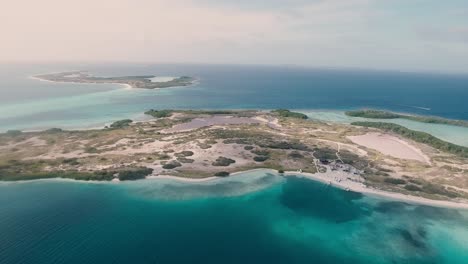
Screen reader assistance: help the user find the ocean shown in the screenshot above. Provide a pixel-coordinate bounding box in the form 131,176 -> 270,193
1,171 -> 467,264
1,64 -> 468,263
1,63 -> 468,132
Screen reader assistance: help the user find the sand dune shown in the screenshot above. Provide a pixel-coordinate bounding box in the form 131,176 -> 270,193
347,133 -> 430,164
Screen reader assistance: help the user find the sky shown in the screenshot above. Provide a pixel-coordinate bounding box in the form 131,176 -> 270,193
1,0 -> 468,73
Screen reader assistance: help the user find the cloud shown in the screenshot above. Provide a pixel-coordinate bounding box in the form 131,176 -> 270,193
0,0 -> 467,73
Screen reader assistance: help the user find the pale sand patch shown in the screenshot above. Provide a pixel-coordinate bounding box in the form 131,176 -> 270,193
347,133 -> 430,164
162,116 -> 261,133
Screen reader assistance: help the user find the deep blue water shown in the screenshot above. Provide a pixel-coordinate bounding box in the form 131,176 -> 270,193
1,172 -> 467,264
1,63 -> 468,131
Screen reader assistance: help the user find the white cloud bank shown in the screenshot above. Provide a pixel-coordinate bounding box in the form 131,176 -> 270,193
1,0 -> 467,73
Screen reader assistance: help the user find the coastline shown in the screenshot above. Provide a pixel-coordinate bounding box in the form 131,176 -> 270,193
3,168 -> 468,210
30,73 -> 199,90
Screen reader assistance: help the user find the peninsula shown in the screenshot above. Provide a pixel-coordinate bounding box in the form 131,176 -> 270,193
346,109 -> 468,128
34,71 -> 195,89
1,110 -> 468,207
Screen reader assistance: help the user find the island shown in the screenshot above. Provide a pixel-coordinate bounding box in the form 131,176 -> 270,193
33,71 -> 195,89
346,109 -> 468,128
1,109 -> 468,207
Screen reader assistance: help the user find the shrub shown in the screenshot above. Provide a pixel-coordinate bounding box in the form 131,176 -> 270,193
118,167 -> 153,181
214,171 -> 230,177
144,109 -> 173,118
253,156 -> 269,162
288,151 -> 304,159
175,151 -> 194,157
212,156 -> 236,166
272,109 -> 308,119
162,161 -> 182,169
177,157 -> 195,163
251,149 -> 270,156
5,130 -> 22,136
244,145 -> 254,150
110,119 -> 133,129
384,178 -> 406,185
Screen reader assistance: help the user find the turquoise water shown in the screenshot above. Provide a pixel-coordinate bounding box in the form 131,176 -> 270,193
1,64 -> 468,133
2,64 -> 468,263
303,110 -> 468,147
1,171 -> 467,264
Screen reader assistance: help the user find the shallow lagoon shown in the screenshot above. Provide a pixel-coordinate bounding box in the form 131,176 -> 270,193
1,171 -> 467,264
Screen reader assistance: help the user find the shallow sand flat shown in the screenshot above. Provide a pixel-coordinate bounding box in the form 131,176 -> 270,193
347,132 -> 430,163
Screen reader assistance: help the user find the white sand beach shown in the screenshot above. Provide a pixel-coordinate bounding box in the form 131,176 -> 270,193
347,133 -> 431,164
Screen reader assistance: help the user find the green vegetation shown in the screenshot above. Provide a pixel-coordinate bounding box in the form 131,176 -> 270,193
162,161 -> 182,169
384,178 -> 407,185
346,110 -> 401,119
0,158 -> 152,181
110,119 -> 133,129
144,109 -> 173,118
313,148 -> 337,160
212,156 -> 236,166
45,128 -> 63,133
346,109 -> 468,127
36,72 -> 195,89
288,151 -> 304,159
5,130 -> 22,136
251,149 -> 270,156
177,157 -> 195,163
175,151 -> 194,157
352,121 -> 468,158
253,156 -> 269,162
272,109 -> 308,119
214,171 -> 230,177
118,167 -> 153,181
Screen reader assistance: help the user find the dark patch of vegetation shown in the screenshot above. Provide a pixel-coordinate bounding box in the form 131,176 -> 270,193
288,151 -> 304,159
405,184 -> 423,192
253,156 -> 269,162
212,156 -> 236,166
244,145 -> 254,150
251,149 -> 270,156
214,171 -> 230,177
162,161 -> 182,169
351,121 -> 468,158
109,119 -> 133,129
346,109 -> 468,128
346,110 -> 401,119
84,147 -> 98,153
177,157 -> 195,163
45,128 -> 63,133
259,140 -> 309,151
144,109 -> 173,118
272,109 -> 308,119
62,158 -> 80,166
175,151 -> 194,157
278,169 -> 285,174
384,178 -> 407,185
313,148 -> 337,160
0,158 -> 152,181
118,167 -> 153,181
5,130 -> 22,136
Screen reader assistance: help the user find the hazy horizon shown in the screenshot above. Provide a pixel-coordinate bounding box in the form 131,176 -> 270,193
1,0 -> 468,74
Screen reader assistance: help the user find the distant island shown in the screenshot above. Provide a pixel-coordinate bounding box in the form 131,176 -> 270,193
34,71 -> 195,89
346,109 -> 468,128
1,109 -> 468,208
